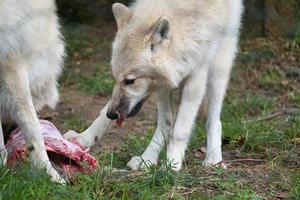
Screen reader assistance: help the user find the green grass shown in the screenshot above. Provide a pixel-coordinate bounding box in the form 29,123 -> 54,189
0,139 -> 298,200
3,122 -> 296,200
61,62 -> 114,95
0,150 -> 266,200
1,108 -> 298,199
290,91 -> 300,105
60,113 -> 89,133
60,23 -> 115,95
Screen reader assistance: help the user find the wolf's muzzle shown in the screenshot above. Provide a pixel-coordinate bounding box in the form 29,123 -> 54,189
106,97 -> 148,120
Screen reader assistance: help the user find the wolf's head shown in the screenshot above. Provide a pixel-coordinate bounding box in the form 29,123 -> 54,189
107,3 -> 173,121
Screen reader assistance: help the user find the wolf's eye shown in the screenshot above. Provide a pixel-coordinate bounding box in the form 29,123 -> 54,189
125,79 -> 135,85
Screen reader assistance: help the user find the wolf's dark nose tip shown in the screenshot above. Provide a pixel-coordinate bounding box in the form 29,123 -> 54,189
107,112 -> 118,120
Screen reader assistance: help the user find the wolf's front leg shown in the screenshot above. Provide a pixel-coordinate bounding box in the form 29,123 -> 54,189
203,73 -> 229,167
64,103 -> 111,149
0,117 -> 7,166
203,73 -> 225,166
127,89 -> 174,170
167,70 -> 207,171
203,40 -> 235,167
3,66 -> 64,183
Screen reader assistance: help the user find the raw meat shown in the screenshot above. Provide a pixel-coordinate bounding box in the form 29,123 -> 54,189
5,120 -> 97,179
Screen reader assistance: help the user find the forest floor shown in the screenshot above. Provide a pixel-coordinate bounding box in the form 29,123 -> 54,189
0,21 -> 299,200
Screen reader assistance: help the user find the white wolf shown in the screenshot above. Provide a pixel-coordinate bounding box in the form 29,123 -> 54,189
0,0 -> 65,182
65,0 -> 243,171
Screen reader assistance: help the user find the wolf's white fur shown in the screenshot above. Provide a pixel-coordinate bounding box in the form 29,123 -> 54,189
0,0 -> 64,182
65,0 -> 243,171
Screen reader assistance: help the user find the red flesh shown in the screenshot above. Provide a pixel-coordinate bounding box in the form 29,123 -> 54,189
5,120 -> 98,178
116,118 -> 124,127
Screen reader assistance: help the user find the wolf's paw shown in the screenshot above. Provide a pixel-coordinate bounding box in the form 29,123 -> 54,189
48,166 -> 66,184
127,156 -> 157,170
32,152 -> 66,184
166,144 -> 183,171
63,130 -> 91,149
166,155 -> 182,172
0,148 -> 8,166
202,156 -> 227,169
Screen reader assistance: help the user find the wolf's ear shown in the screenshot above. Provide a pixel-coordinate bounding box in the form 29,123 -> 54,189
151,16 -> 171,46
112,3 -> 133,30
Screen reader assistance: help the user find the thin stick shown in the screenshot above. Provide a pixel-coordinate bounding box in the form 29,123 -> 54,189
243,108 -> 300,124
225,158 -> 264,163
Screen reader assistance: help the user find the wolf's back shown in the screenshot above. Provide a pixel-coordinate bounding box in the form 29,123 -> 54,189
0,0 -> 61,62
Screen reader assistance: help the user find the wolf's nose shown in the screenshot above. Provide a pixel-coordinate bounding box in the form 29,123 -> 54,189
107,111 -> 118,120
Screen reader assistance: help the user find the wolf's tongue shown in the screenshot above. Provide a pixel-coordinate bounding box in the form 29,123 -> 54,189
116,118 -> 124,127
116,111 -> 125,127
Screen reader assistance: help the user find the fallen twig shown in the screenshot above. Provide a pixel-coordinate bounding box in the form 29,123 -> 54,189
243,108 -> 300,124
225,158 -> 264,163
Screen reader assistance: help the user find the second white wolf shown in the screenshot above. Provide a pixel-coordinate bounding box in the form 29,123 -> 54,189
0,0 -> 65,182
65,0 -> 243,171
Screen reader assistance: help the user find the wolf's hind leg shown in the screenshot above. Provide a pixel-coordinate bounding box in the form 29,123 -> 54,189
2,65 -> 64,183
127,89 -> 174,170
